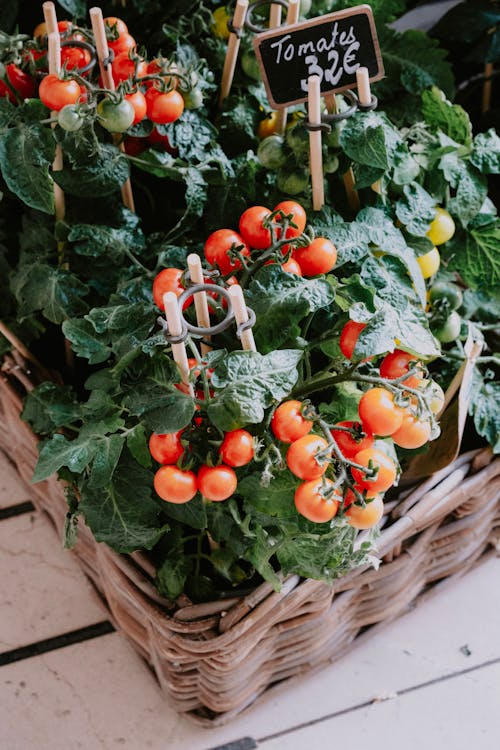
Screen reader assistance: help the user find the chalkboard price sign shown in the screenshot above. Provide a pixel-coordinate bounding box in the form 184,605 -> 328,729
253,4 -> 384,109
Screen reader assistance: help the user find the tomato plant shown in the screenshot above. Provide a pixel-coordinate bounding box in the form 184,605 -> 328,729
149,431 -> 184,464
426,207 -> 455,246
146,88 -> 184,124
330,421 -> 374,458
379,350 -> 423,389
346,496 -> 384,529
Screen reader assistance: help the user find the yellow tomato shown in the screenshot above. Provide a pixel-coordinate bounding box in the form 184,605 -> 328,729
257,111 -> 278,139
427,207 -> 455,245
212,7 -> 231,39
347,496 -> 384,530
33,22 -> 47,38
417,247 -> 440,279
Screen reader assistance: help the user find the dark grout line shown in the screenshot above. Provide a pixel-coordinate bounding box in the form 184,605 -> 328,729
0,621 -> 115,666
0,501 -> 35,520
257,655 -> 500,744
204,739 -> 258,750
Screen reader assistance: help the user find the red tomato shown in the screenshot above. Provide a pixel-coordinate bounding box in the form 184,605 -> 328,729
351,448 -> 397,495
339,320 -> 366,360
379,349 -> 423,390
220,429 -> 254,467
198,464 -> 237,501
39,75 -> 80,111
204,229 -> 250,275
147,58 -> 178,89
330,420 -> 374,459
273,200 -> 307,238
125,90 -> 147,124
358,388 -> 405,437
271,400 -> 312,443
104,16 -> 128,35
286,434 -> 329,480
294,478 -> 340,523
294,237 -> 337,276
0,64 -> 36,102
281,257 -> 302,275
154,466 -> 197,503
391,414 -> 431,449
123,135 -> 148,156
147,127 -> 177,153
149,432 -> 184,464
60,46 -> 92,71
146,88 -> 184,124
108,32 -> 136,57
111,53 -> 147,84
239,206 -> 272,249
152,268 -> 192,310
346,496 -> 384,529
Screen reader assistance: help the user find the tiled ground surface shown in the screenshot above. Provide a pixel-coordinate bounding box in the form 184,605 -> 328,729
1,448 -> 500,750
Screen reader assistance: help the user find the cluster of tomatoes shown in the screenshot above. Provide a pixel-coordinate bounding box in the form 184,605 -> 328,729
151,427 -> 255,504
2,16 -> 191,147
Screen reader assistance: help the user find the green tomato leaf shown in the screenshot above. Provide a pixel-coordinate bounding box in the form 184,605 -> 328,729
439,150 -> 488,227
124,379 -> 195,433
21,382 -> 82,435
208,349 -> 302,431
33,433 -> 99,482
156,552 -> 190,600
62,318 -> 112,364
470,129 -> 500,174
11,262 -> 89,324
160,495 -> 208,531
79,460 -> 168,553
238,471 -> 300,519
0,124 -> 55,213
88,434 -> 125,489
396,182 -> 436,236
245,266 -> 335,353
276,524 -> 361,582
53,143 -> 130,197
68,221 -> 146,260
421,87 -> 472,146
469,369 -> 500,453
448,221 -> 500,292
126,423 -> 152,469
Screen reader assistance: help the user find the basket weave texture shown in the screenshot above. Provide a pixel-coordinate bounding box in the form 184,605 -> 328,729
1,351 -> 500,726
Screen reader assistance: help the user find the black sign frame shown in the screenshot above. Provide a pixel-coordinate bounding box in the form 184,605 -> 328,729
253,5 -> 384,109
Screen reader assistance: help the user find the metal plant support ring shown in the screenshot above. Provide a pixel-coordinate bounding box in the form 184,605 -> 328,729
60,39 -> 98,76
177,284 -> 236,337
244,0 -> 289,33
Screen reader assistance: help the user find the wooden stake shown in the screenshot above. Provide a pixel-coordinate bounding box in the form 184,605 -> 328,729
482,62 -> 494,115
89,6 -> 135,213
43,1 -> 58,35
308,75 -> 324,211
356,66 -> 371,106
274,0 -> 300,134
228,285 -> 256,352
163,292 -> 195,396
219,0 -> 249,106
324,93 -> 360,212
187,254 -> 211,355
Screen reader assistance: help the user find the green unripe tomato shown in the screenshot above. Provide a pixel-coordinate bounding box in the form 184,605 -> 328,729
241,48 -> 261,80
285,124 -> 310,158
182,87 -> 204,110
97,98 -> 135,133
276,168 -> 309,195
431,311 -> 462,343
57,104 -> 85,131
299,0 -> 312,15
325,120 -> 345,148
429,281 -> 463,311
324,153 -> 339,174
257,134 -> 287,169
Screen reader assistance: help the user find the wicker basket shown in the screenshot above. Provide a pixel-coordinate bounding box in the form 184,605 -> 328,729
1,350 -> 499,726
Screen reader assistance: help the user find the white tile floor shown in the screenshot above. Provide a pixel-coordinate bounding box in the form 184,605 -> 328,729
1,449 -> 500,750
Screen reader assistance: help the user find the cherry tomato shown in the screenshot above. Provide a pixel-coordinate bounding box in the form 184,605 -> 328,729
426,207 -> 455,246
379,349 -> 423,389
198,464 -> 237,501
34,20 -> 72,38
108,32 -> 136,57
271,400 -> 312,443
0,64 -> 36,102
294,478 -> 340,523
97,98 -> 135,132
146,88 -> 184,124
152,268 -> 192,310
346,496 -> 384,529
154,466 -> 197,503
39,75 -> 81,111
420,379 -> 445,415
330,420 -> 374,459
149,431 -> 184,464
257,135 -> 287,169
104,16 -> 128,35
417,247 -> 440,279
257,111 -> 278,139
111,53 -> 147,84
146,59 -> 178,89
147,127 -> 177,153
239,206 -> 272,249
242,48 -> 261,81
212,6 -> 231,39
57,104 -> 85,131
125,90 -> 147,124
391,414 -> 431,449
351,448 -> 397,495
60,46 -> 92,71
358,388 -> 404,437
281,257 -> 302,275
294,237 -> 337,276
429,281 -> 463,311
220,429 -> 254,467
339,320 -> 366,360
431,311 -> 462,343
273,200 -> 307,239
286,434 -> 329,480
204,229 -> 250,275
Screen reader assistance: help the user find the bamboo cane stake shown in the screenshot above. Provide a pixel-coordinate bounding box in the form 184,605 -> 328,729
219,0 -> 249,106
308,75 -> 324,211
187,254 -> 211,355
324,92 -> 360,212
163,292 -> 195,396
89,6 -> 135,212
274,0 -> 300,135
228,285 -> 256,352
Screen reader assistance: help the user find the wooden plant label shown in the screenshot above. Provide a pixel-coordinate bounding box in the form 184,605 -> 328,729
253,4 -> 384,109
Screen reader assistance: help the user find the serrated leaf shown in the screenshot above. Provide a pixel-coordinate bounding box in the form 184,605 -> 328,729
469,369 -> 500,453
246,266 -> 335,352
156,554 -> 189,600
0,125 -> 55,213
88,434 -> 125,489
208,349 -> 302,431
161,495 -> 207,530
11,263 -> 88,324
470,129 -> 500,174
439,150 -> 488,227
62,318 -> 111,364
448,221 -> 500,292
396,182 -> 436,236
79,460 -> 168,553
68,221 -> 146,260
33,433 -> 99,482
126,423 -> 151,468
421,87 -> 472,146
124,380 -> 195,433
21,382 -> 82,435
276,524 -> 361,581
53,143 -> 130,197
238,471 -> 299,519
